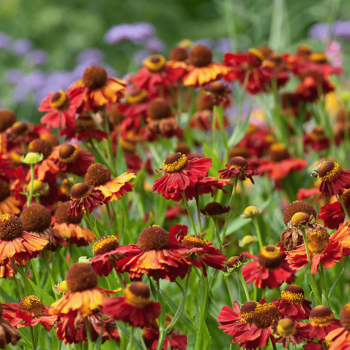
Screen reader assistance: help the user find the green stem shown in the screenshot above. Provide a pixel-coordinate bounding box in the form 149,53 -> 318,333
117,272 -> 125,291
85,318 -> 94,350
319,265 -> 330,306
41,253 -> 58,300
301,228 -> 322,304
13,276 -> 23,298
104,111 -> 116,174
127,327 -> 134,350
338,195 -> 350,219
182,193 -> 197,235
106,202 -> 115,233
85,210 -> 99,238
252,218 -> 263,249
237,269 -> 250,301
27,164 -> 35,206
224,275 -> 234,304
213,218 -> 223,251
195,190 -> 202,233
29,327 -> 36,350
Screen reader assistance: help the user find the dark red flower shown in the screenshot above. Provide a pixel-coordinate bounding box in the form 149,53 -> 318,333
295,76 -> 334,103
102,282 -> 161,328
39,85 -> 85,129
242,245 -> 296,289
318,201 -> 347,229
309,305 -> 340,340
219,156 -> 259,183
303,126 -> 330,152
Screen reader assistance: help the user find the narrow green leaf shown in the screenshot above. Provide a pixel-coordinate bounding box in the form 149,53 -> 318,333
228,108 -> 251,148
29,279 -> 55,305
115,322 -> 143,350
203,143 -> 224,177
194,315 -> 212,350
328,267 -> 344,299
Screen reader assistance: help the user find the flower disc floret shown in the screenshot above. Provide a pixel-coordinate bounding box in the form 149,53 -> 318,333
0,179 -> 10,202
283,201 -> 316,226
138,226 -> 170,251
269,143 -> 289,162
340,303 -> 350,332
257,245 -> 282,269
124,282 -> 150,308
82,65 -> 107,89
92,236 -> 119,255
228,156 -> 249,170
307,229 -> 330,253
253,303 -> 280,328
28,139 -> 52,159
318,162 -> 340,181
0,109 -> 16,132
169,47 -> 188,61
310,306 -> 334,326
65,263 -> 98,292
55,202 -> 83,224
70,183 -> 91,200
20,204 -> 51,232
0,214 -> 24,241
144,55 -> 166,72
147,98 -> 171,120
240,301 -> 258,324
182,235 -> 206,249
281,285 -> 305,304
50,90 -> 68,109
277,318 -> 296,337
19,296 -> 44,317
163,153 -> 188,174
58,144 -> 79,163
85,163 -> 112,187
189,45 -> 212,67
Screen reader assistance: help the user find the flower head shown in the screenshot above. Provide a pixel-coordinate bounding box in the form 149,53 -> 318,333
219,156 -> 259,183
0,109 -> 16,133
309,305 -> 340,340
200,201 -> 230,219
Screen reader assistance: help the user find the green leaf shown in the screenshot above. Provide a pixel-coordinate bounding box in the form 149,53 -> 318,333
328,267 -> 344,299
115,322 -> 143,350
194,314 -> 212,350
28,279 -> 55,306
203,143 -> 224,177
161,290 -> 196,332
228,107 -> 251,148
115,132 -> 128,174
93,326 -> 104,350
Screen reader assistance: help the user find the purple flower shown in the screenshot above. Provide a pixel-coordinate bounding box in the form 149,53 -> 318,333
0,32 -> 11,50
12,85 -> 31,103
77,48 -> 104,65
145,37 -> 165,52
11,38 -> 32,55
309,22 -> 330,39
333,20 -> 350,38
133,49 -> 149,65
5,69 -> 23,85
22,71 -> 46,90
215,38 -> 233,53
104,22 -> 155,44
25,50 -> 49,66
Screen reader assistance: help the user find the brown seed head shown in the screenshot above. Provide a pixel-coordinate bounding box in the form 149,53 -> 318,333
0,214 -> 24,241
240,301 -> 258,324
169,47 -> 188,61
20,204 -> 51,232
82,65 -> 107,89
55,201 -> 84,224
147,98 -> 171,120
28,139 -> 52,159
138,226 -> 170,251
253,303 -> 280,328
66,263 -> 98,292
189,45 -> 212,67
0,109 -> 16,133
70,183 -> 91,200
257,245 -> 282,269
92,235 -> 119,255
283,201 -> 316,226
85,163 -> 112,187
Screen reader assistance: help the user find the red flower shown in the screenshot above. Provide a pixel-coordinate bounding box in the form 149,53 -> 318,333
2,297 -> 57,331
272,319 -> 310,348
272,285 -> 312,321
90,236 -> 140,276
297,187 -> 323,202
318,201 -> 346,229
219,156 -> 259,183
102,282 -> 161,328
303,126 -> 330,152
309,305 -> 340,340
132,55 -> 185,94
56,312 -> 120,345
317,161 -> 350,197
152,153 -> 212,200
116,226 -> 190,282
295,76 -> 334,103
67,183 -> 104,216
180,231 -> 226,277
286,226 -> 345,274
39,85 -> 85,129
303,341 -> 324,350
242,245 -> 296,289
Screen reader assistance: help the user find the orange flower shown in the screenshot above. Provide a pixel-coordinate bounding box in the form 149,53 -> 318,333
0,179 -> 20,216
81,65 -> 126,111
53,202 -> 96,246
183,45 -> 229,87
85,163 -> 135,203
50,263 -> 118,318
0,214 -> 48,266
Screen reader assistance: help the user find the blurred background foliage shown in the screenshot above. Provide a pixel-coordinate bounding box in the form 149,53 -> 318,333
0,0 -> 349,119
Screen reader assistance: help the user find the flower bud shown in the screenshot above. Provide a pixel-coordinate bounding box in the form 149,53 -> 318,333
21,152 -> 44,165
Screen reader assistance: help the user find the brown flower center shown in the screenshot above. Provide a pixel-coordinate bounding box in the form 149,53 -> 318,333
228,156 -> 249,170
200,201 -> 229,217
240,301 -> 258,324
20,204 -> 51,232
253,303 -> 280,328
19,296 -> 44,317
124,282 -> 150,307
281,285 -> 305,304
58,144 -> 79,163
127,89 -> 148,104
147,98 -> 171,120
175,142 -> 190,155
204,81 -> 226,95
163,153 -> 188,174
310,305 -> 334,326
120,138 -> 136,155
77,112 -> 96,127
50,90 -> 68,109
92,236 -> 119,255
85,163 -> 112,187
340,303 -> 350,332
196,93 -> 215,111
70,183 -> 91,200
297,44 -> 312,56
40,133 -> 60,147
182,235 -> 206,249
248,48 -> 265,63
318,162 -> 340,181
189,45 -> 212,67
0,214 -> 24,241
257,45 -> 273,59
55,201 -> 83,224
277,318 -> 296,337
283,200 -> 316,226
257,245 -> 282,269
10,121 -> 27,137
28,139 -> 52,159
289,212 -> 313,228
82,65 -> 107,89
169,47 -> 188,61
309,126 -> 327,141
138,226 -> 170,251
66,263 -> 98,292
269,143 -> 290,162
144,55 -> 166,72
310,52 -> 327,64
0,179 -> 10,202
0,109 -> 16,133
229,146 -> 249,159
307,229 -> 330,253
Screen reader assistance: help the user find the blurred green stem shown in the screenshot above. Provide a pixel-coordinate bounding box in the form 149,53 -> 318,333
319,265 -> 330,306
237,269 -> 250,301
27,164 -> 35,206
195,190 -> 202,233
252,218 -> 263,249
182,193 -> 197,235
338,195 -> 350,219
127,327 -> 134,350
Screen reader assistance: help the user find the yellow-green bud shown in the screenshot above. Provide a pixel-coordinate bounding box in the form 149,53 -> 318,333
242,206 -> 261,219
21,152 -> 43,165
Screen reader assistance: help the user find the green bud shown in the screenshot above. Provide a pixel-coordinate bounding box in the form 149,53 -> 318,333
21,152 -> 43,165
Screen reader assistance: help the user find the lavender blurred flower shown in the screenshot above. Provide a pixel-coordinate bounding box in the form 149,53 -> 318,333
5,69 -> 23,85
145,37 -> 165,52
215,38 -> 233,53
133,49 -> 149,65
333,21 -> 350,38
22,71 -> 46,90
309,23 -> 330,39
12,85 -> 31,103
77,48 -> 104,65
25,50 -> 49,66
104,22 -> 155,44
0,32 -> 11,50
11,38 -> 32,55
